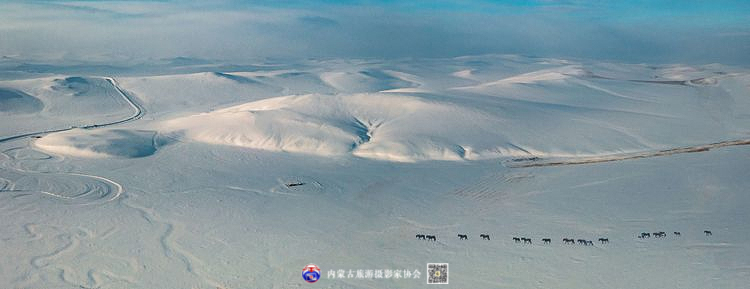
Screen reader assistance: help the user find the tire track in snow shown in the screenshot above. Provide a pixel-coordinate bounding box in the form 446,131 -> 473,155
507,139 -> 750,168
0,166 -> 123,205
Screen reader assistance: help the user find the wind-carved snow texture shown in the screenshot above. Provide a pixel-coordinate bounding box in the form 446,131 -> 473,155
1,55 -> 750,288
0,88 -> 43,114
140,58 -> 750,163
35,129 -> 166,159
159,93 -> 500,162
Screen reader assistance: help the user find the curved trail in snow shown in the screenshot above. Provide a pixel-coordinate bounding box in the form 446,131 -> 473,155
507,139 -> 750,168
0,77 -> 144,144
0,77 -> 140,204
0,161 -> 125,205
36,172 -> 124,204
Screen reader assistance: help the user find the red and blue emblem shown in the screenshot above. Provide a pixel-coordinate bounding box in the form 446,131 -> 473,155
302,264 -> 321,283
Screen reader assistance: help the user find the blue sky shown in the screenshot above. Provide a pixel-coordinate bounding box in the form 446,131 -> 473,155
1,0 -> 748,64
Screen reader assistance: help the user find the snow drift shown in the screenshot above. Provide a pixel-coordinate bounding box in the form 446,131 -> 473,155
320,70 -> 417,93
0,88 -> 43,114
150,59 -> 750,162
34,129 -> 166,158
159,93 -> 512,162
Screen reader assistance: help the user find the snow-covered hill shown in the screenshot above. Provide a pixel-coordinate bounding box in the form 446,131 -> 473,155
27,56 -> 750,163
1,55 -> 749,289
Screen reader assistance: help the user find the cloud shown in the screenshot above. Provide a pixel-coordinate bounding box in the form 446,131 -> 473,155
0,0 -> 748,65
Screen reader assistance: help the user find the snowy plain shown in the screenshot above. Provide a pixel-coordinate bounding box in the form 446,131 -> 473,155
1,54 -> 749,288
